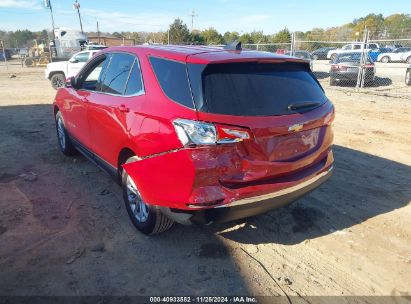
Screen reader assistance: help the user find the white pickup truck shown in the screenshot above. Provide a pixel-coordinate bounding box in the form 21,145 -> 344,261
45,50 -> 99,89
327,43 -> 380,60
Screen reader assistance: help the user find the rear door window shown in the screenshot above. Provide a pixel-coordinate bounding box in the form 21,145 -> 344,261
101,53 -> 135,95
189,62 -> 327,116
124,59 -> 144,95
149,57 -> 194,108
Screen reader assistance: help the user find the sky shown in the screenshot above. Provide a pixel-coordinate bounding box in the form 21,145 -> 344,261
0,0 -> 410,34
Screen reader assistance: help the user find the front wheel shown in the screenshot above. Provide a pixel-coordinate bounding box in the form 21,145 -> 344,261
55,111 -> 76,156
406,70 -> 411,86
313,54 -> 319,60
407,57 -> 411,64
330,54 -> 337,61
122,156 -> 174,235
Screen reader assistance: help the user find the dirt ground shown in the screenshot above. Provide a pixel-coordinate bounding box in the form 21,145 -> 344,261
0,64 -> 410,300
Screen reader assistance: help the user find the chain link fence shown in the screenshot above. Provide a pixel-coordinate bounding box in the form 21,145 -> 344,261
244,35 -> 411,97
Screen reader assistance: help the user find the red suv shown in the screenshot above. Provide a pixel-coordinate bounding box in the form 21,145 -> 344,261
53,45 -> 334,235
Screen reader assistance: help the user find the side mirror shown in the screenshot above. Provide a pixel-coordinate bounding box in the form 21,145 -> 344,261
65,77 -> 79,89
69,59 -> 79,63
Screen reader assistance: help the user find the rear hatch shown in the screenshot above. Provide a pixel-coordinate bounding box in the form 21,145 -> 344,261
187,60 -> 334,185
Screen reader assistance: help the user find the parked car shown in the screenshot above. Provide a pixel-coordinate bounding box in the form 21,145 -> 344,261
400,51 -> 411,64
311,47 -> 337,60
53,45 -> 334,235
45,50 -> 100,89
285,51 -> 313,70
329,52 -> 375,86
0,49 -> 11,60
327,43 -> 379,60
18,48 -> 28,59
368,47 -> 392,62
406,66 -> 411,86
377,47 -> 411,63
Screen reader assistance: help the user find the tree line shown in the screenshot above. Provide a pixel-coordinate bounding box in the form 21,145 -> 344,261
1,13 -> 410,49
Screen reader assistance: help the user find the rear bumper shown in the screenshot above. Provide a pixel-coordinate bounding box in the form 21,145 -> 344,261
167,165 -> 333,224
330,71 -> 375,82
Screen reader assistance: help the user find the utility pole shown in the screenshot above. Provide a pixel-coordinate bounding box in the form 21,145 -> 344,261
356,28 -> 369,90
73,0 -> 84,34
97,21 -> 100,44
189,10 -> 198,32
44,0 -> 56,39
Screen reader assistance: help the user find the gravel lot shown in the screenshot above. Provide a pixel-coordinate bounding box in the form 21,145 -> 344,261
0,63 -> 410,300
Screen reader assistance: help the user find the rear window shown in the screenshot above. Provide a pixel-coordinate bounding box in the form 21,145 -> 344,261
189,62 -> 326,116
149,57 -> 194,108
334,53 -> 372,63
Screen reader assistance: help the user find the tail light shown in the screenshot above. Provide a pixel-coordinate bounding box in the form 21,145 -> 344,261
173,119 -> 251,147
331,64 -> 347,71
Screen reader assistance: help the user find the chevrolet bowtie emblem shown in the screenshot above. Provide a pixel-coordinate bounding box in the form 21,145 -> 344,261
288,124 -> 304,132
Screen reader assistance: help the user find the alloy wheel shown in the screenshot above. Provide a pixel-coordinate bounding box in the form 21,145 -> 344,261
126,174 -> 149,222
57,117 -> 66,149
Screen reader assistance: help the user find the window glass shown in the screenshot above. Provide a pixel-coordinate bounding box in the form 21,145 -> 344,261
73,52 -> 90,62
149,57 -> 194,108
101,53 -> 134,95
79,56 -> 109,91
334,53 -> 372,64
189,62 -> 326,116
124,59 -> 144,95
353,45 -> 361,50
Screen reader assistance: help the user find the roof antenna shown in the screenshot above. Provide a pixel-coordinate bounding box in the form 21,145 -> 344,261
224,40 -> 242,51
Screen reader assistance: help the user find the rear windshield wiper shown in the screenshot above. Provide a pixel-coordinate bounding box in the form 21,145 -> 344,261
288,102 -> 321,111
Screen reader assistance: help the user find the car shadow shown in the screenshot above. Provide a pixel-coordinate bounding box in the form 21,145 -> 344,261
328,77 -> 393,88
213,145 -> 411,245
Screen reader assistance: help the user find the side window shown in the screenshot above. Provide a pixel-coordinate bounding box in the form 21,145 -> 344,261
342,45 -> 350,50
100,53 -> 134,95
149,57 -> 194,108
353,45 -> 361,50
73,52 -> 90,62
78,55 -> 109,91
124,59 -> 144,95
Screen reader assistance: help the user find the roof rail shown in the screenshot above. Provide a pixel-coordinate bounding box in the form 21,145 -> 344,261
224,40 -> 242,51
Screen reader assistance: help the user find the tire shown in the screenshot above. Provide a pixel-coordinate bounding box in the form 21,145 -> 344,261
50,73 -> 66,90
313,54 -> 319,60
381,56 -> 390,63
55,111 -> 76,156
329,77 -> 336,86
330,54 -> 337,61
24,57 -> 34,67
406,70 -> 411,86
407,56 -> 411,64
122,156 -> 174,235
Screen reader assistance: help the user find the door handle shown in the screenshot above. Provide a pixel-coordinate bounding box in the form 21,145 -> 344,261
119,104 -> 130,113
